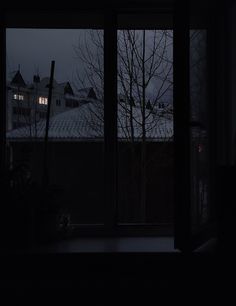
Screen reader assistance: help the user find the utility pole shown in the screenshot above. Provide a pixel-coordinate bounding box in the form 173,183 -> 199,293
42,60 -> 55,188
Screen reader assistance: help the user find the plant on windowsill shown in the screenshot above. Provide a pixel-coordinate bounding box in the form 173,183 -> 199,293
31,182 -> 72,244
2,162 -> 36,250
3,162 -> 71,247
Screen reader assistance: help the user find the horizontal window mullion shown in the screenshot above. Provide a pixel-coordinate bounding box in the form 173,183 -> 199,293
4,10 -> 105,29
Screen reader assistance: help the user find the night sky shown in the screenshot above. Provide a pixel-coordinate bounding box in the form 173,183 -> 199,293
6,28 -> 85,84
6,28 -> 173,102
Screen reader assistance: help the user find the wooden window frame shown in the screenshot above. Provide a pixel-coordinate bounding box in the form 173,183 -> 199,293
1,4 -> 176,239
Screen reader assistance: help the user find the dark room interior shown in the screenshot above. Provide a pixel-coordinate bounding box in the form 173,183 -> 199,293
1,0 -> 236,302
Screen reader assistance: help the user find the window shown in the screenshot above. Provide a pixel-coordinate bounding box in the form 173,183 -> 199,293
13,93 -> 24,100
4,9 -> 176,238
1,2 -> 228,253
38,96 -> 48,105
3,9 -> 176,241
116,26 -> 173,226
6,25 -> 105,234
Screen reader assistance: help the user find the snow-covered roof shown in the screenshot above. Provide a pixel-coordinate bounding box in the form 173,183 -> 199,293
77,87 -> 96,99
64,93 -> 80,101
6,101 -> 173,141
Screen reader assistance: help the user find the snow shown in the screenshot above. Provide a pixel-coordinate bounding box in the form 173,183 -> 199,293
6,100 -> 173,142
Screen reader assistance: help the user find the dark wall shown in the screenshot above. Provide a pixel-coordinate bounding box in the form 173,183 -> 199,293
10,141 -> 174,225
118,142 -> 174,223
10,141 -> 105,224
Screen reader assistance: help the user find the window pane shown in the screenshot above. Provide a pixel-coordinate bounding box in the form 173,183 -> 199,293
6,29 -> 104,241
189,29 -> 209,231
117,30 -> 174,224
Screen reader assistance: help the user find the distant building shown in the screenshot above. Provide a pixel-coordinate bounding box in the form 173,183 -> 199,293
6,70 -> 97,131
118,93 -> 172,113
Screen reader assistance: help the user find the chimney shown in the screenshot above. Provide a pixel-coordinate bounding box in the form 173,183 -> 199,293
33,75 -> 40,83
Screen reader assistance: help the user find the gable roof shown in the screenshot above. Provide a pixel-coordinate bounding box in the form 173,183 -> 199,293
37,77 -> 58,90
10,71 -> 26,87
64,82 -> 74,95
77,87 -> 97,99
6,101 -> 173,141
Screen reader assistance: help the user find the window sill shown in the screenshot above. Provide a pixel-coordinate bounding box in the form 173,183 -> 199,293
25,236 -> 178,253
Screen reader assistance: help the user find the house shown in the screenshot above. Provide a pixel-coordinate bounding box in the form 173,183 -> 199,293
6,70 -> 97,131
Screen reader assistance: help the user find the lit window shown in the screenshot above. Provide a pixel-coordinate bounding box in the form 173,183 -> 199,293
38,97 -> 48,105
13,94 -> 24,100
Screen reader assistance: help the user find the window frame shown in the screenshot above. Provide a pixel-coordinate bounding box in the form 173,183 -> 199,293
1,4 -> 176,238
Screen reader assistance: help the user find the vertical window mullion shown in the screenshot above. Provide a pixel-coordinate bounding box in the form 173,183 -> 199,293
104,11 -> 117,232
173,0 -> 191,251
0,13 -> 6,177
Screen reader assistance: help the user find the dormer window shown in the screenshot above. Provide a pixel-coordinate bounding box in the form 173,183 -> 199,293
38,97 -> 48,105
13,94 -> 24,101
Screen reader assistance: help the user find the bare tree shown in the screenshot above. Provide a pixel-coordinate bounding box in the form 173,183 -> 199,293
117,30 -> 173,220
73,30 -> 104,100
73,29 -> 173,222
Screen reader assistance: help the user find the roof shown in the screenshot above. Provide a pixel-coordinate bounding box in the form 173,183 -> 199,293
64,82 -> 74,95
6,101 -> 173,141
10,71 -> 26,87
77,87 -> 96,99
37,77 -> 59,90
